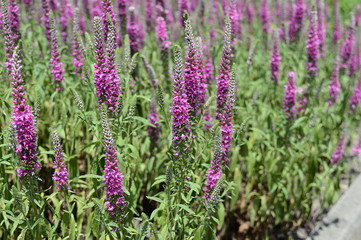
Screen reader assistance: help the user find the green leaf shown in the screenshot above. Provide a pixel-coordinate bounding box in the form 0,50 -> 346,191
176,204 -> 195,215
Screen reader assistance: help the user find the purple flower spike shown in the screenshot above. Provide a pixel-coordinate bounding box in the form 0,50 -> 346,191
283,72 -> 297,119
2,0 -> 14,73
246,3 -> 253,25
331,133 -> 345,164
12,104 -> 40,178
93,17 -> 106,106
349,75 -> 361,114
352,136 -> 361,157
104,16 -> 121,112
340,18 -> 355,69
333,0 -> 341,43
41,0 -> 51,41
10,46 -> 26,107
179,0 -> 188,27
216,17 -> 232,120
306,6 -> 319,78
328,53 -> 340,106
289,0 -> 305,41
9,0 -> 20,41
156,16 -> 171,50
127,6 -> 143,54
101,0 -> 116,39
270,32 -> 281,83
52,130 -> 69,191
317,0 -> 326,57
50,18 -> 65,91
220,71 -> 236,166
146,0 -> 153,31
184,12 -> 200,117
72,10 -> 83,75
261,0 -> 270,36
171,46 -> 191,149
204,137 -> 223,201
101,110 -> 126,219
117,0 -> 127,37
148,98 -> 161,147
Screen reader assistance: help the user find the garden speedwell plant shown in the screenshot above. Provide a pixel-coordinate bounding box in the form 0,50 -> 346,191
1,0 -> 361,239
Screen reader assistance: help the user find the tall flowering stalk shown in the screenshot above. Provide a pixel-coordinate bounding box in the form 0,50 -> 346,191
184,12 -> 200,117
349,75 -> 361,114
156,16 -> 171,80
229,0 -> 241,42
340,18 -> 355,68
220,71 -> 236,165
196,37 -> 208,108
216,17 -> 232,120
148,98 -> 161,148
270,32 -> 281,83
41,0 -> 51,41
127,6 -> 143,54
328,51 -> 340,106
171,45 -> 191,162
261,0 -> 270,37
9,0 -> 20,41
72,10 -> 83,75
306,5 -> 319,79
101,0 -> 116,39
333,0 -> 341,43
93,17 -> 107,107
117,0 -> 126,37
204,136 -> 223,201
10,47 -> 40,178
51,130 -> 69,190
146,0 -> 153,31
331,133 -> 345,164
289,0 -> 305,41
49,18 -> 65,91
317,0 -> 326,56
2,0 -> 14,73
100,109 -> 126,219
179,0 -> 188,27
104,16 -> 121,112
59,0 -> 74,43
283,72 -> 297,119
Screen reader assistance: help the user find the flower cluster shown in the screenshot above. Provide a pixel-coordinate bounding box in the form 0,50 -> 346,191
340,19 -> 355,68
127,6 -> 143,54
184,13 -> 201,117
270,33 -> 281,83
306,6 -> 319,78
12,104 -> 40,178
2,0 -> 14,73
204,137 -> 223,201
349,76 -> 361,113
50,18 -> 65,91
289,0 -> 305,41
41,0 -> 51,41
52,130 -> 69,190
72,10 -> 83,74
328,53 -> 340,106
283,72 -> 297,119
216,17 -> 232,120
171,45 -> 191,149
261,0 -> 270,36
10,46 -> 26,107
148,98 -> 161,147
156,16 -> 171,51
331,133 -> 345,164
101,110 -> 126,219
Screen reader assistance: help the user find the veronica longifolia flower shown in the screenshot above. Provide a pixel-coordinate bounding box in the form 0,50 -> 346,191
100,109 -> 126,219
341,18 -> 355,68
2,0 -> 14,73
184,12 -> 200,117
52,130 -> 69,190
349,75 -> 361,114
216,17 -> 232,120
49,18 -> 65,91
41,0 -> 51,41
127,6 -> 143,54
331,133 -> 345,164
204,136 -> 223,201
171,45 -> 191,156
72,10 -> 83,74
333,0 -> 341,43
283,72 -> 297,119
270,32 -> 281,83
328,52 -> 340,106
289,0 -> 305,41
306,6 -> 319,78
